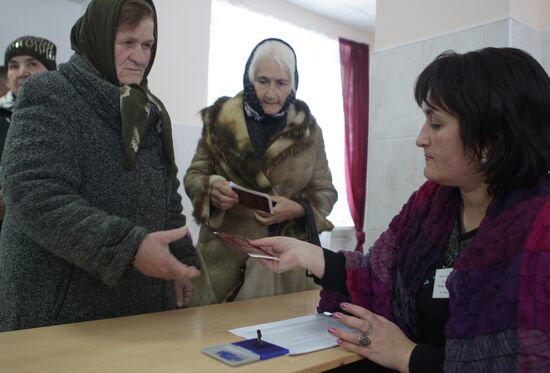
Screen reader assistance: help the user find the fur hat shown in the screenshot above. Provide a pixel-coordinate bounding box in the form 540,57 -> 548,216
4,36 -> 57,71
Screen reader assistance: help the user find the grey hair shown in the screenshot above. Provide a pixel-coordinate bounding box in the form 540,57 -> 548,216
247,40 -> 296,92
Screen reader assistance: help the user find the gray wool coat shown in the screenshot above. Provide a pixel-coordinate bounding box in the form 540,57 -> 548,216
0,54 -> 197,331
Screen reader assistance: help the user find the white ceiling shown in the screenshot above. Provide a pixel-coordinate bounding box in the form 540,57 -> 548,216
64,0 -> 376,33
279,0 -> 376,33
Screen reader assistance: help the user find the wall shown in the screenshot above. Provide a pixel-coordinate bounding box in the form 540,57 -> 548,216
375,0 -> 509,51
542,0 -> 550,30
0,0 -> 83,64
543,31 -> 550,73
147,0 -> 211,127
509,18 -> 541,59
374,0 -> 549,51
510,0 -> 541,31
541,0 -> 550,72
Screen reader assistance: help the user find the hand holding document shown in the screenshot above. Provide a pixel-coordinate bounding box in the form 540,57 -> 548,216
213,232 -> 279,260
229,182 -> 275,213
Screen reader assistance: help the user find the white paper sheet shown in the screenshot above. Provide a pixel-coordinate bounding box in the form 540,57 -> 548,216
228,314 -> 358,355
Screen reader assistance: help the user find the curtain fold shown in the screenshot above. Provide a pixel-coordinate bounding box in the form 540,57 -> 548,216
339,38 -> 369,252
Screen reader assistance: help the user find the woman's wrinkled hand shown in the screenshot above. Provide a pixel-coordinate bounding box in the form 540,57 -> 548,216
133,226 -> 200,280
328,302 -> 416,373
254,195 -> 305,226
211,181 -> 239,210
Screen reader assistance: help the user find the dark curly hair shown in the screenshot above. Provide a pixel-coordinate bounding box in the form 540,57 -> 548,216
415,47 -> 550,196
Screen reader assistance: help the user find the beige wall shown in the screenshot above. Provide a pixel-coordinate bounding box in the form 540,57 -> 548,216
541,0 -> 550,30
510,0 -> 540,30
375,0 -> 550,50
375,0 -> 509,50
147,0 -> 212,126
510,0 -> 550,31
0,0 -> 83,64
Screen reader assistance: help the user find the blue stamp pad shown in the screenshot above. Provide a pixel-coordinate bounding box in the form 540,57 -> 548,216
202,344 -> 260,366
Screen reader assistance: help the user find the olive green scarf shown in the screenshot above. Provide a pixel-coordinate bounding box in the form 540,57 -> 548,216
70,0 -> 176,174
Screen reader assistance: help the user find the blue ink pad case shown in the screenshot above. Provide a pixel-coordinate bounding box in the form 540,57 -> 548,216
232,339 -> 289,360
202,337 -> 289,367
202,344 -> 260,366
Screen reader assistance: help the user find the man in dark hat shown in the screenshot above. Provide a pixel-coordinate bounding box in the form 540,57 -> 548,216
0,35 -> 57,227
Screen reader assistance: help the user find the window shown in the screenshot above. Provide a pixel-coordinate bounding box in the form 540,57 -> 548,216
208,0 -> 353,227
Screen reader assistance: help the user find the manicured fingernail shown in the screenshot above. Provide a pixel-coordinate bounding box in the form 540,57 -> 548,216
332,312 -> 342,319
336,338 -> 343,345
328,327 -> 336,334
340,302 -> 348,309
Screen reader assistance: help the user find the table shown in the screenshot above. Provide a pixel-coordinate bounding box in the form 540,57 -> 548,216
0,290 -> 362,372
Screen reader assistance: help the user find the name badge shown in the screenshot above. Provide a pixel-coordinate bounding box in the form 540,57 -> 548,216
432,268 -> 452,299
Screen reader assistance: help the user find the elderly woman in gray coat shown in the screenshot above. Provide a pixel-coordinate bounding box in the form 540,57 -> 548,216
0,0 -> 199,332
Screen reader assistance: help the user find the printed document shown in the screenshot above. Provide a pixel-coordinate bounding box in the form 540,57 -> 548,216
229,314 -> 358,355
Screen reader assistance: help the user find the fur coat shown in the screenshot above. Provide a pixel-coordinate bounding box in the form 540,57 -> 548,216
184,93 -> 337,304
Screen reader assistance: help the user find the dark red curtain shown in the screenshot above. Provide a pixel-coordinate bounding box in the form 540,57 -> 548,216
339,38 -> 369,252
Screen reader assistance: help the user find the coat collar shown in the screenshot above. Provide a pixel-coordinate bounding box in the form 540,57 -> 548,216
0,91 -> 15,111
202,92 -> 316,192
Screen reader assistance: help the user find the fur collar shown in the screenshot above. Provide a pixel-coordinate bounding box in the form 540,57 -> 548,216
201,93 -> 318,192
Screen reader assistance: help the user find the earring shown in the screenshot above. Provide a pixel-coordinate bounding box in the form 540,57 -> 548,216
481,152 -> 488,164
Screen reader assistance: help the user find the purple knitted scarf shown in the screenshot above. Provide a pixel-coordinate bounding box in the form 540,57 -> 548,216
318,177 -> 550,372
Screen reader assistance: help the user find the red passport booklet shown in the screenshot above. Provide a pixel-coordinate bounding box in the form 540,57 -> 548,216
213,232 -> 279,260
229,182 -> 275,213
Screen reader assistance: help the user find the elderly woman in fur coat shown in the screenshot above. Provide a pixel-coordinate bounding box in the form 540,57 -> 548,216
184,38 -> 337,305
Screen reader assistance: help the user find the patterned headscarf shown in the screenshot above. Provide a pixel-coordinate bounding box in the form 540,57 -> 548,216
242,38 -> 299,122
70,0 -> 176,174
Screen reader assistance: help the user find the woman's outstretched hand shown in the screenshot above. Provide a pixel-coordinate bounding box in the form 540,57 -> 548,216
250,236 -> 325,278
134,226 -> 200,280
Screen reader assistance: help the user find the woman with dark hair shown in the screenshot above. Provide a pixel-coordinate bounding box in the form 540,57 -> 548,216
0,0 -> 199,332
184,38 -> 337,305
255,47 -> 550,372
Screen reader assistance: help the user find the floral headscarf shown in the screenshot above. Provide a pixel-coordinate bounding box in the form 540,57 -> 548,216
70,0 -> 176,174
